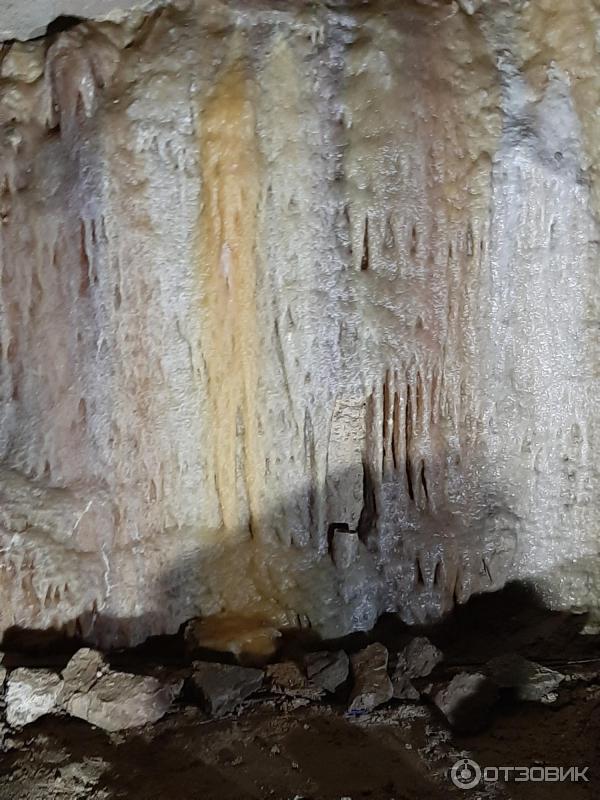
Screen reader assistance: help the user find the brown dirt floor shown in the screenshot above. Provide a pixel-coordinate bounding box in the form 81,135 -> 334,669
1,584 -> 599,800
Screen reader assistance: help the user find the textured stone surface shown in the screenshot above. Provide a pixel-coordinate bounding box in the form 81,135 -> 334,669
60,648 -> 108,702
190,662 -> 264,717
348,643 -> 393,713
64,669 -> 181,731
0,0 -> 165,41
395,637 -> 444,680
432,672 -> 498,733
392,674 -> 420,702
0,0 -> 599,648
487,654 -> 565,702
266,662 -> 322,700
304,651 -> 349,694
5,668 -> 63,727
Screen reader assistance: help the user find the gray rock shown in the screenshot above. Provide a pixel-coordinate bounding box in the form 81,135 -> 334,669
392,674 -> 420,701
5,668 -> 63,727
487,654 -> 565,702
60,648 -> 108,702
190,662 -> 264,717
304,650 -> 349,694
348,643 -> 393,713
391,637 -> 443,700
432,672 -> 498,733
331,528 -> 359,569
397,637 -> 443,679
64,670 -> 181,732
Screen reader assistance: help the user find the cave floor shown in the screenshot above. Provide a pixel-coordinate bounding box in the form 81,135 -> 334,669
1,587 -> 600,800
1,679 -> 599,800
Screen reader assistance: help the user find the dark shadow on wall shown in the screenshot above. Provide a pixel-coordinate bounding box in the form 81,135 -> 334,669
1,557 -> 597,673
0,465 -> 597,670
0,442 -> 537,650
1,465 -> 599,799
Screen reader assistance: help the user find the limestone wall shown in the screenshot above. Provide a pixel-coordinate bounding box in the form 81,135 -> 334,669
0,0 -> 598,646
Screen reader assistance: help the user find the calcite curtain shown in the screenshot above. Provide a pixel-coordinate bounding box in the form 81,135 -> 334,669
0,0 -> 598,647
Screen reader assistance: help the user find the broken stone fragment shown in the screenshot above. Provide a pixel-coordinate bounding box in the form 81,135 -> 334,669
266,662 -> 322,700
432,672 -> 498,733
487,654 -> 565,702
304,651 -> 349,694
64,669 -> 181,732
391,637 -> 442,701
348,643 -> 393,713
392,674 -> 421,701
397,637 -> 444,679
60,648 -> 108,703
190,662 -> 264,717
5,668 -> 63,728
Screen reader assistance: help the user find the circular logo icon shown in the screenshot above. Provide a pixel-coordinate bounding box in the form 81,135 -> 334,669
450,758 -> 482,790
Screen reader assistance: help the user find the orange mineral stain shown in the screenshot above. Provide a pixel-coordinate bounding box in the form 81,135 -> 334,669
197,61 -> 264,536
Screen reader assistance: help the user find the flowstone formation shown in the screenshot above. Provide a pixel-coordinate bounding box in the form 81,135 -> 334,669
0,0 -> 599,648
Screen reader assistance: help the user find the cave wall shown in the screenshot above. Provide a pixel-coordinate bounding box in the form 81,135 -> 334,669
0,0 -> 599,647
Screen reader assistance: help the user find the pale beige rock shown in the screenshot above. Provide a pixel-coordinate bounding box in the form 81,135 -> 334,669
60,648 -> 108,702
64,671 -> 181,731
5,668 -> 63,727
0,43 -> 45,83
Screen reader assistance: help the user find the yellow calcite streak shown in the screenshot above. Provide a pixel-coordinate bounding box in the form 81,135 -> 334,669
197,61 -> 263,535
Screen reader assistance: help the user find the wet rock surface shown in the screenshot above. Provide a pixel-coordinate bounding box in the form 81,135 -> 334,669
184,617 -> 282,664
